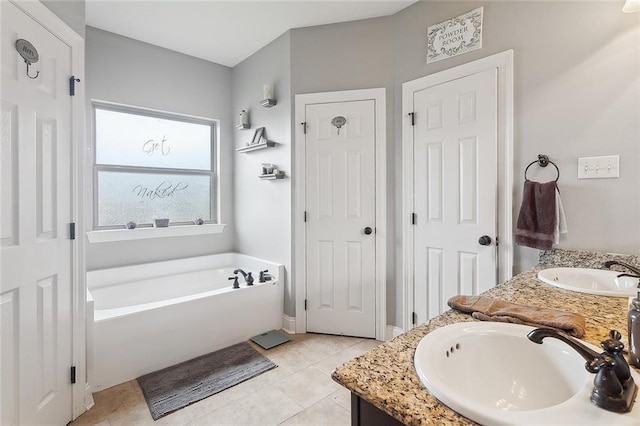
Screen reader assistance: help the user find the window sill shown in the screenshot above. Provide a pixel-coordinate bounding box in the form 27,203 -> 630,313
86,224 -> 226,243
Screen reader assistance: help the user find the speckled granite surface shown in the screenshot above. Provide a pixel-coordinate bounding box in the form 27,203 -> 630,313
332,249 -> 640,425
539,248 -> 639,269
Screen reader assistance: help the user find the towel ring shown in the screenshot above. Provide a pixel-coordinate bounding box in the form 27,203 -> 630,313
524,154 -> 560,182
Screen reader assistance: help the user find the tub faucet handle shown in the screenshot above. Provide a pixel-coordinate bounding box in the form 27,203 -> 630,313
228,276 -> 240,289
259,269 -> 270,283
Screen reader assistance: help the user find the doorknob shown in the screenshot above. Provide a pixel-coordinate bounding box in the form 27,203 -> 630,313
364,227 -> 373,235
478,235 -> 492,246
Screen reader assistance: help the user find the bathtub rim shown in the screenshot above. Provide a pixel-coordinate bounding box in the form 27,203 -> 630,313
87,252 -> 283,290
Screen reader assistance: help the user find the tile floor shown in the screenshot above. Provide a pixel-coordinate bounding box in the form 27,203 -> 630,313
71,333 -> 381,426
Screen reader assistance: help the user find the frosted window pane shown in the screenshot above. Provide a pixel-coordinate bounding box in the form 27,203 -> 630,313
97,171 -> 212,226
95,108 -> 212,170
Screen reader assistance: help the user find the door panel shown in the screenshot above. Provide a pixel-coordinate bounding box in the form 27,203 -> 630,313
0,2 -> 74,424
305,100 -> 376,338
413,68 -> 498,323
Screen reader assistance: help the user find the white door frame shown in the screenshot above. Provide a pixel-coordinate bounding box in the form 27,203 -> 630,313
8,0 -> 89,419
402,50 -> 514,331
294,88 -> 386,340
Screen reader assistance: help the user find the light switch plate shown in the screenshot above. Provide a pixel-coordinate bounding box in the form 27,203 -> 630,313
577,155 -> 619,179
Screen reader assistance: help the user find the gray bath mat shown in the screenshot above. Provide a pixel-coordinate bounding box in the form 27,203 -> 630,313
250,329 -> 291,350
137,341 -> 277,420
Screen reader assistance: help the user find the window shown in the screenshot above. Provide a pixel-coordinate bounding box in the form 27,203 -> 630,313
94,104 -> 216,229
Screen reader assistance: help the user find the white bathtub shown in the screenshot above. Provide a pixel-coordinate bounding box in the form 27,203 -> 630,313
87,253 -> 284,391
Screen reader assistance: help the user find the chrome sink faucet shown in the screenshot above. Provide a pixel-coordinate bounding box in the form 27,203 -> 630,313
527,328 -> 637,413
233,268 -> 254,286
603,261 -> 640,277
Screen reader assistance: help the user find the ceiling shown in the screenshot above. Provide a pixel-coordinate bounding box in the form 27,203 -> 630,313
85,0 -> 417,67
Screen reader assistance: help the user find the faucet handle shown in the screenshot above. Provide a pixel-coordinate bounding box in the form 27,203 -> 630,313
610,329 -> 622,342
228,276 -> 240,289
602,331 -> 624,354
587,354 -> 616,374
602,329 -> 632,386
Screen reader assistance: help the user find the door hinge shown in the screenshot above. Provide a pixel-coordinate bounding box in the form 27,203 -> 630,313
408,112 -> 415,126
70,366 -> 76,384
411,213 -> 417,225
303,211 -> 307,222
69,222 -> 76,240
304,299 -> 307,311
301,122 -> 307,134
495,236 -> 499,247
412,312 -> 417,325
69,76 -> 80,96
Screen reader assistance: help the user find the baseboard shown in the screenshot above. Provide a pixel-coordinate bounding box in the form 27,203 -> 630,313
385,325 -> 404,341
282,314 -> 296,335
282,317 -> 400,339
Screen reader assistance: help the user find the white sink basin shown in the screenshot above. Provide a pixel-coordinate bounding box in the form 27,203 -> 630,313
538,267 -> 638,297
414,322 -> 640,425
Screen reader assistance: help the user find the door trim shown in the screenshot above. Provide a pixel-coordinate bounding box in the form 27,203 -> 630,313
402,50 -> 514,331
8,0 -> 89,419
294,88 -> 386,340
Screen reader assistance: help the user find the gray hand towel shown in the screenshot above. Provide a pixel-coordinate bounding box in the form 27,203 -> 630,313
515,180 -> 557,250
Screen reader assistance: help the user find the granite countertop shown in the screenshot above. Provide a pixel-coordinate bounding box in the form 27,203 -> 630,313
332,249 -> 640,425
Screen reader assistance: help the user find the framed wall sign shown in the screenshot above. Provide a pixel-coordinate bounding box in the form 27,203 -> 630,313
427,7 -> 483,64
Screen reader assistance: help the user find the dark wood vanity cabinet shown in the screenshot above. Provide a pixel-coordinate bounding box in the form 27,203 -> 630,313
351,393 -> 405,425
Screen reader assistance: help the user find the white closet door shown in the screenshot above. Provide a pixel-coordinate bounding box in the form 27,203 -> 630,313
1,2 -> 74,424
413,68 -> 498,323
305,100 -> 376,338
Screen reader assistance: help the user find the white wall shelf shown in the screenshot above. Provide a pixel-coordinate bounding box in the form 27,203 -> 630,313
235,123 -> 251,130
87,223 -> 226,243
259,172 -> 285,180
236,140 -> 275,153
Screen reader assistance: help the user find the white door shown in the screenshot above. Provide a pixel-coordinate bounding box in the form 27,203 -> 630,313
413,68 -> 498,323
304,100 -> 376,338
1,1 -> 74,424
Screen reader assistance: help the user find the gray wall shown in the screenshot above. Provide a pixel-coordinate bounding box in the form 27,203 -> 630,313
390,1 -> 640,324
84,27 -> 235,270
42,0 -> 85,38
81,1 -> 639,329
231,32 -> 294,315
290,17 -> 397,322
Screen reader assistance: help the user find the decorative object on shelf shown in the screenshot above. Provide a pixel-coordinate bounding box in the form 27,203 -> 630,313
331,116 -> 347,135
153,218 -> 170,228
259,171 -> 285,180
251,127 -> 265,145
623,0 -> 640,13
125,221 -> 137,229
194,218 -> 204,225
427,7 -> 483,63
260,99 -> 277,108
260,84 -> 277,107
236,140 -> 276,153
261,163 -> 275,175
236,109 -> 250,130
15,39 -> 40,79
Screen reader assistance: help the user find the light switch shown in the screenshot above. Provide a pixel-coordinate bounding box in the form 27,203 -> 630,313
577,155 -> 620,179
